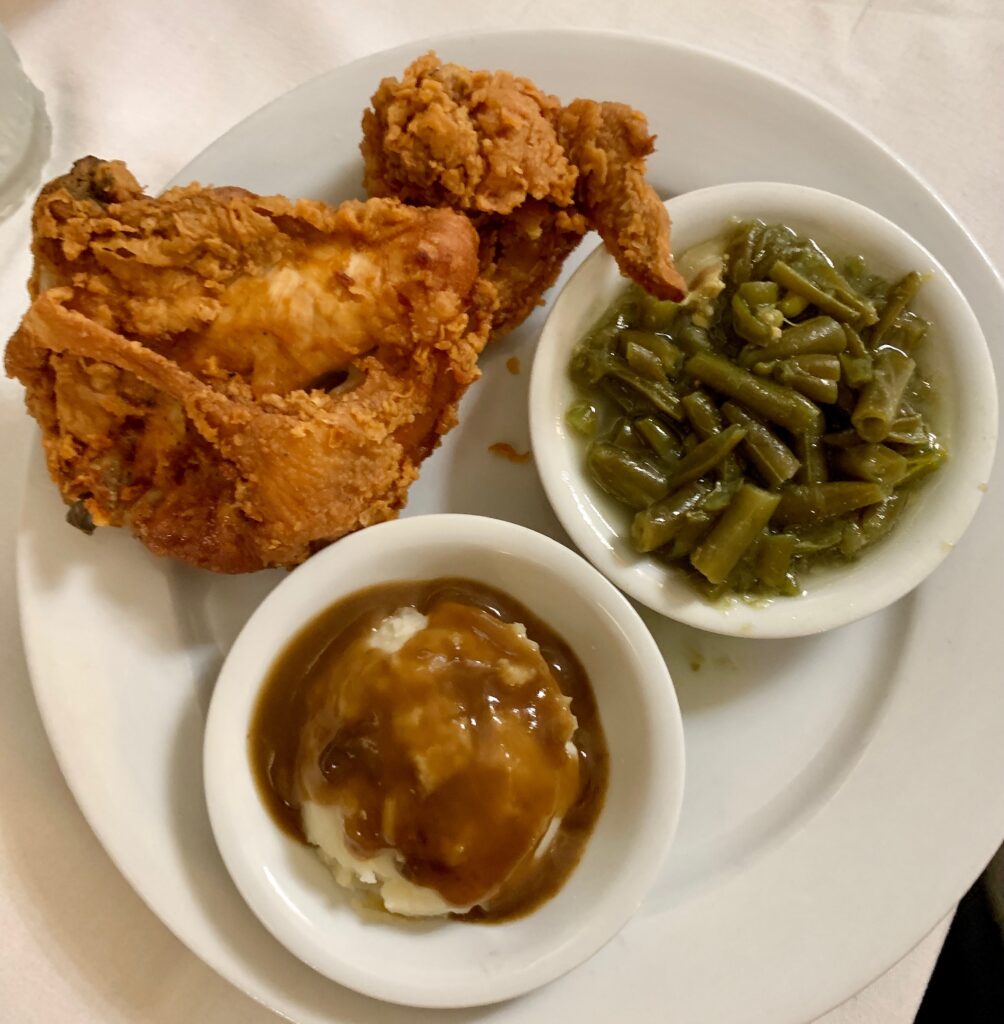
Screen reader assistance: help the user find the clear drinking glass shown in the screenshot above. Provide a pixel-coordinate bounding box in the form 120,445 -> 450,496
0,24 -> 50,219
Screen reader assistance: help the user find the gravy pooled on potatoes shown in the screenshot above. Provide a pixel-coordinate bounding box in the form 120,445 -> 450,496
250,578 -> 608,921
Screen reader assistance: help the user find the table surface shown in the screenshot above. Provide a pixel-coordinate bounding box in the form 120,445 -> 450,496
1,1 -> 1000,1021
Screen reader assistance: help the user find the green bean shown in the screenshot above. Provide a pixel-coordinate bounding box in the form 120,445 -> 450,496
631,481 -> 713,553
774,482 -> 887,526
738,281 -> 780,305
821,429 -> 861,448
860,492 -> 906,543
635,417 -> 683,461
836,444 -> 908,487
778,291 -> 810,318
671,318 -> 715,355
625,339 -> 667,381
641,294 -> 681,332
731,284 -> 783,346
870,272 -> 923,348
600,377 -> 651,416
839,520 -> 867,558
686,352 -> 824,434
721,402 -> 801,487
851,348 -> 916,442
738,316 -> 846,367
885,413 -> 928,446
622,330 -> 683,376
664,513 -> 716,559
769,260 -> 877,326
587,443 -> 671,509
774,363 -> 839,405
881,313 -> 927,354
566,400 -> 598,436
839,353 -> 874,389
755,533 -> 797,589
900,446 -> 947,484
794,431 -> 829,484
690,484 -> 781,584
787,354 -> 841,380
842,325 -> 870,360
681,390 -> 724,438
665,423 -> 747,488
601,360 -> 686,420
770,316 -> 847,357
790,521 -> 846,554
610,417 -> 649,452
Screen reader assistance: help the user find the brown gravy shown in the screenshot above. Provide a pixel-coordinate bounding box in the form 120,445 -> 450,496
249,578 -> 608,922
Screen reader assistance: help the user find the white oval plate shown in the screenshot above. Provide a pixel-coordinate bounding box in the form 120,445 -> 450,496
17,29 -> 1004,1024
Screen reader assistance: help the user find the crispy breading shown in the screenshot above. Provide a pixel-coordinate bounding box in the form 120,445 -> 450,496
5,158 -> 492,572
361,53 -> 686,336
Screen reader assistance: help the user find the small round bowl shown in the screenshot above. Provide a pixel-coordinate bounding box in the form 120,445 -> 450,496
529,182 -> 998,638
204,513 -> 685,1008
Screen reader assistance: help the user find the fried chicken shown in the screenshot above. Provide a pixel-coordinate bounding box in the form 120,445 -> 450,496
361,52 -> 686,335
5,158 -> 491,572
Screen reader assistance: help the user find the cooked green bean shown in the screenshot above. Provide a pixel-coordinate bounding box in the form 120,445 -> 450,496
738,317 -> 846,368
587,443 -> 671,509
852,348 -> 916,442
770,316 -> 847,357
836,444 -> 908,487
566,219 -> 943,600
690,484 -> 781,584
774,363 -> 839,405
870,271 -> 923,348
860,493 -> 906,543
773,482 -> 886,526
622,330 -> 683,376
885,412 -> 928,445
900,446 -> 947,483
840,353 -> 874,389
770,260 -> 877,326
631,481 -> 713,553
566,400 -> 598,436
779,291 -> 810,318
731,283 -> 783,346
610,417 -> 648,452
681,390 -> 724,438
687,352 -> 824,434
842,324 -> 870,359
721,402 -> 800,487
787,354 -> 841,380
755,532 -> 797,589
636,417 -> 683,461
625,339 -> 666,381
794,431 -> 829,484
666,423 -> 746,488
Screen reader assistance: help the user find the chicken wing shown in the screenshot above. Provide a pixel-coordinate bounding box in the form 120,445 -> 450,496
5,158 -> 492,572
361,53 -> 685,336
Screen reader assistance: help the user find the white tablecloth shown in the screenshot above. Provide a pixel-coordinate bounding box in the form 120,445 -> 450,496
2,1 -> 1000,1021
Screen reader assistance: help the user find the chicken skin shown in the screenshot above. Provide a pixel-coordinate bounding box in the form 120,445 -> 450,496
361,52 -> 686,335
5,158 -> 492,572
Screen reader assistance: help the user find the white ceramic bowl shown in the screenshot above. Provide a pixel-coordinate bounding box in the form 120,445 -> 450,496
204,513 -> 684,1008
530,182 -> 998,638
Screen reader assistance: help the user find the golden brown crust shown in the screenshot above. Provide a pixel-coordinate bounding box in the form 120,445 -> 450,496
360,53 -> 686,335
5,158 -> 491,572
557,100 -> 686,301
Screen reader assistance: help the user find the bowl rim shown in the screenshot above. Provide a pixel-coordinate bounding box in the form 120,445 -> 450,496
203,512 -> 686,1008
529,181 -> 999,639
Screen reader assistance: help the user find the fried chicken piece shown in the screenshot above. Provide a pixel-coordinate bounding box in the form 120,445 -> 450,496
556,99 -> 685,302
5,158 -> 491,572
361,53 -> 686,336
